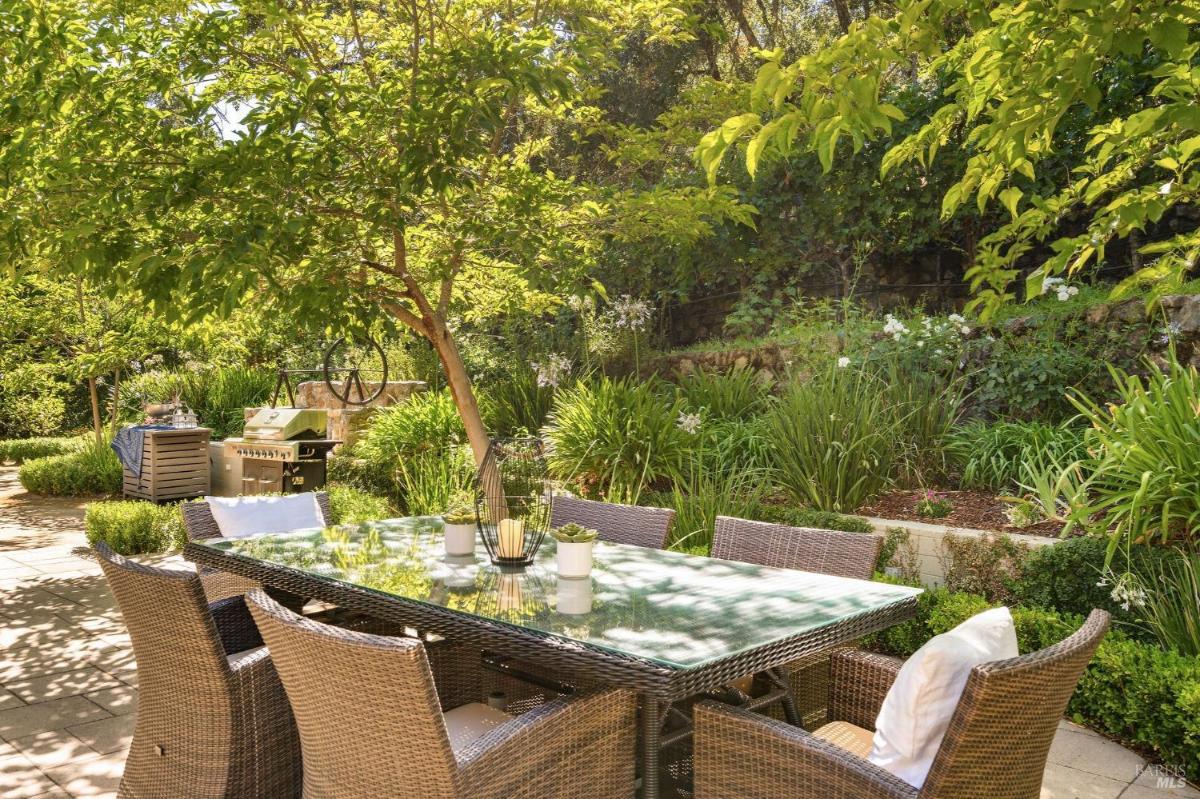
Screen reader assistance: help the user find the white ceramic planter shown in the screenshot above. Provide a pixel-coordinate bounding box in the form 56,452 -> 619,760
556,577 -> 593,615
443,522 -> 476,556
556,540 -> 594,578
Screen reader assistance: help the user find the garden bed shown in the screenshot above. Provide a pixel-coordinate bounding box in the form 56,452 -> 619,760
859,489 -> 1063,538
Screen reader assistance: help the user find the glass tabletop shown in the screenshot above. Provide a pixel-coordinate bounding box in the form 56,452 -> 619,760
195,517 -> 922,670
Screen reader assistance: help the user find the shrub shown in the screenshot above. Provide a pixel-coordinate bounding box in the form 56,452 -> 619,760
939,532 -> 1028,604
1070,353 -> 1200,548
19,440 -> 122,496
349,390 -> 466,501
326,485 -> 395,525
868,583 -> 1200,781
0,436 -> 84,464
395,446 -> 475,517
0,363 -> 70,438
1012,536 -> 1177,636
544,376 -> 689,501
1071,635 -> 1200,782
676,367 -> 772,420
121,366 -> 274,439
647,465 -> 769,552
84,500 -> 185,554
1134,550 -> 1200,657
479,366 -> 557,438
767,365 -> 901,512
947,420 -> 1086,492
751,504 -> 874,534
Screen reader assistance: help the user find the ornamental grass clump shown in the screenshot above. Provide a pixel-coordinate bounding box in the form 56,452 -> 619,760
767,363 -> 901,513
543,376 -> 688,502
1069,352 -> 1200,549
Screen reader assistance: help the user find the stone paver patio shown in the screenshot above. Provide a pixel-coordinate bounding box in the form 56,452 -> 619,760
0,465 -> 1196,799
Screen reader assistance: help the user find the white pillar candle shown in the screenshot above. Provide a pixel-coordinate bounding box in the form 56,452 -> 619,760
497,518 -> 525,558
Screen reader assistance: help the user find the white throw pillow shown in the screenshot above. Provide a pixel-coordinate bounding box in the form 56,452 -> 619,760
206,493 -> 325,539
868,607 -> 1019,788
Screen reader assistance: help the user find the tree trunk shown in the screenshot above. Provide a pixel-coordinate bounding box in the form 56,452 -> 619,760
723,0 -> 762,49
832,0 -> 852,31
427,320 -> 491,467
88,376 -> 103,446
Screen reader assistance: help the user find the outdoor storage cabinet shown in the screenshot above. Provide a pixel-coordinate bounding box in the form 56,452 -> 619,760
122,427 -> 212,502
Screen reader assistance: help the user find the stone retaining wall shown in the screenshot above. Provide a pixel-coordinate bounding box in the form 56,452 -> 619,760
865,516 -> 1059,586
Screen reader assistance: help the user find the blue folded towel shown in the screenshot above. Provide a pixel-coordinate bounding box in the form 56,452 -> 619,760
111,425 -> 173,476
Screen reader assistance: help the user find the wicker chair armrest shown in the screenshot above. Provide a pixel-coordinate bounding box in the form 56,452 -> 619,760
694,701 -> 916,799
829,649 -> 903,730
456,688 -> 637,799
209,595 -> 264,656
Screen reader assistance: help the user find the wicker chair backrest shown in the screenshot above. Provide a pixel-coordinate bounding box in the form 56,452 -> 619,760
246,589 -> 462,798
550,495 -> 675,550
919,609 -> 1111,799
93,542 -> 237,793
711,516 -> 880,580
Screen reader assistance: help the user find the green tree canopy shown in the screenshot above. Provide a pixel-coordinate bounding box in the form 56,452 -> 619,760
697,0 -> 1200,316
1,0 -> 700,461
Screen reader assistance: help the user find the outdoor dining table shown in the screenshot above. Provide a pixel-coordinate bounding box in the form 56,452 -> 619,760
184,516 -> 922,799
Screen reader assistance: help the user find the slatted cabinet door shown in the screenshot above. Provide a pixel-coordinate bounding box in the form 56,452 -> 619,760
123,428 -> 212,502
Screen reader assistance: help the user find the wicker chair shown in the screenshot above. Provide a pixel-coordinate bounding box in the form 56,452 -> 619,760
94,543 -> 301,799
551,495 -> 675,550
693,610 -> 1111,799
182,492 -> 331,602
711,515 -> 882,728
245,589 -> 638,799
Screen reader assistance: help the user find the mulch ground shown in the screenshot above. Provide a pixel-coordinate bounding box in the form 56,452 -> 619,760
857,489 -> 1063,537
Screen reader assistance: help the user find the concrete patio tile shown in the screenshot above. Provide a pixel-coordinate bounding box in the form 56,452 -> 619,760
1047,721 -> 1147,782
9,729 -> 102,770
1039,763 -> 1128,798
69,714 -> 135,755
44,748 -> 125,798
27,789 -> 72,798
0,695 -> 111,742
0,688 -> 24,711
0,750 -> 60,798
5,667 -> 125,704
0,565 -> 42,580
88,649 -> 136,678
83,686 -> 135,717
0,639 -> 120,682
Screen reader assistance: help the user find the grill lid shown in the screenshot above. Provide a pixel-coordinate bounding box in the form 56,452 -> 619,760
242,408 -> 328,441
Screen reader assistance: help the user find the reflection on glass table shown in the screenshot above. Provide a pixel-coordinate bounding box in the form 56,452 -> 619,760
195,517 -> 922,670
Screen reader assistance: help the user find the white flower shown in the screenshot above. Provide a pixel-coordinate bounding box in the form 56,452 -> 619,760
1160,181 -> 1174,195
608,295 -> 653,331
837,356 -> 851,368
948,313 -> 966,324
531,353 -> 571,388
676,411 -> 701,434
960,325 -> 971,335
882,314 -> 909,337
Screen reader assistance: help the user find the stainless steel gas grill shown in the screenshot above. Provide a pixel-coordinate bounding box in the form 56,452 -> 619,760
222,408 -> 340,495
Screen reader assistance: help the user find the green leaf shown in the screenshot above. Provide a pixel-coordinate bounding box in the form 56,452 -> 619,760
999,186 -> 1023,219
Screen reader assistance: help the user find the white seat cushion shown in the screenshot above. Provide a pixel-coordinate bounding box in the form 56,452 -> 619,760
443,702 -> 513,754
814,720 -> 875,759
227,646 -> 266,668
869,607 -> 1019,788
206,493 -> 324,539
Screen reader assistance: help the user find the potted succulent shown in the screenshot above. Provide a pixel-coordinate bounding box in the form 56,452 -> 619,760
551,523 -> 599,578
442,491 -> 477,556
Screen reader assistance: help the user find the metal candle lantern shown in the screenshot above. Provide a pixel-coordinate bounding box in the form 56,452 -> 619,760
474,438 -> 552,568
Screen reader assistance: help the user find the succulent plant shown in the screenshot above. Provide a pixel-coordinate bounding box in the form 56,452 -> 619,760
550,523 -> 599,543
443,490 -> 477,525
